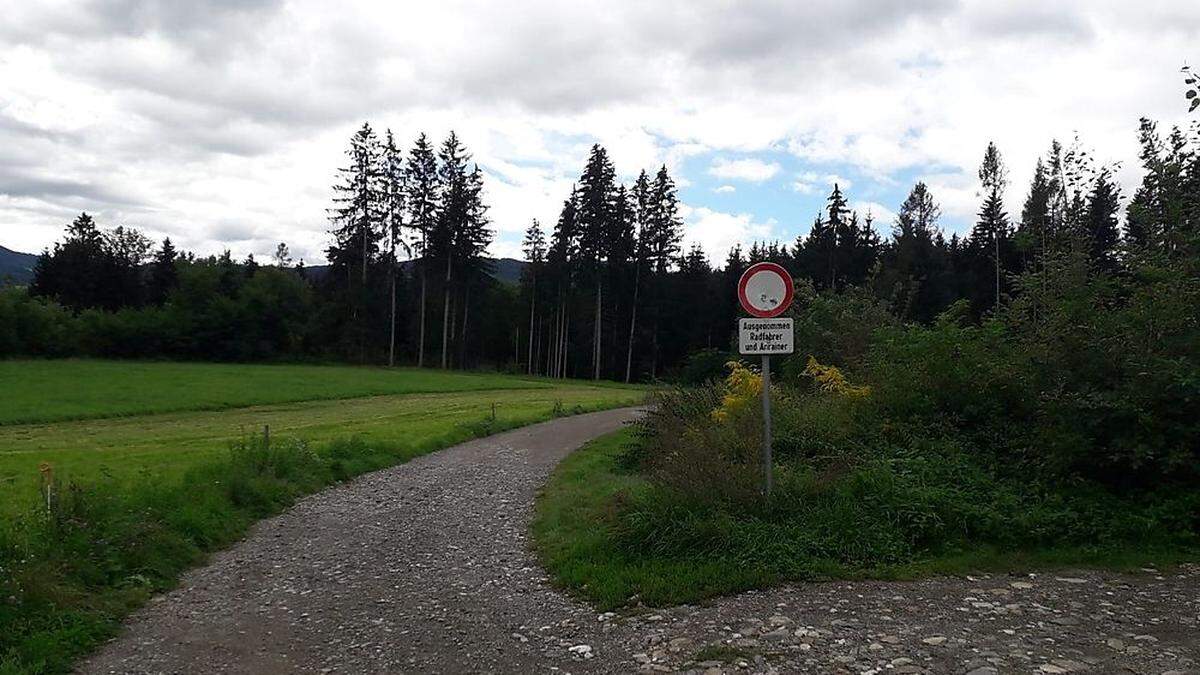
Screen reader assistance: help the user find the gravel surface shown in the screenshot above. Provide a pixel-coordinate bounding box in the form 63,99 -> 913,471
82,407 -> 1200,675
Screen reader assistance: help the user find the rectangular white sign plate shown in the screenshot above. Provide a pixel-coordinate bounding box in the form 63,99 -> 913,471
739,318 -> 794,355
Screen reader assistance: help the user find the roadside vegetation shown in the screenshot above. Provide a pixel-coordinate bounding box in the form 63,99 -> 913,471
0,362 -> 642,674
535,239 -> 1200,609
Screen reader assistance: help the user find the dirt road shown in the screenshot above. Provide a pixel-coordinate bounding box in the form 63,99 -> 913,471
83,407 -> 1200,674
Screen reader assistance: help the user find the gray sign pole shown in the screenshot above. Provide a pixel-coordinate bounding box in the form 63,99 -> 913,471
761,354 -> 772,496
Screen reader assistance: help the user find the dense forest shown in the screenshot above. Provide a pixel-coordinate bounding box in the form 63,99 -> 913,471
2,110 -> 1198,383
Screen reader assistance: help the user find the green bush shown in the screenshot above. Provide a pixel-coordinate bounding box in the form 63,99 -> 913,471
615,249 -> 1200,583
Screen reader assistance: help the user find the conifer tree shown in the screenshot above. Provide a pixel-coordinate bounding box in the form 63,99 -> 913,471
576,145 -> 618,380
548,190 -> 579,378
625,170 -> 652,382
382,129 -> 407,366
1018,158 -> 1052,269
1126,119 -> 1193,255
971,142 -> 1011,311
327,122 -> 384,359
825,184 -> 852,288
1084,165 -> 1122,271
435,132 -> 470,368
148,237 -> 178,304
885,182 -> 946,320
521,219 -> 546,374
406,133 -> 440,367
455,164 -> 493,368
31,212 -> 111,311
643,166 -> 682,378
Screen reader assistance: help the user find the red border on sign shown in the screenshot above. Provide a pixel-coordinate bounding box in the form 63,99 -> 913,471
737,262 -> 794,318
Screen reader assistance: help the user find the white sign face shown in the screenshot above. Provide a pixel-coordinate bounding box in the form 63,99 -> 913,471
739,318 -> 794,355
742,270 -> 787,315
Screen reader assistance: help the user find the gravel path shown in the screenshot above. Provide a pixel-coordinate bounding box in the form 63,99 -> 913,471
83,407 -> 1200,675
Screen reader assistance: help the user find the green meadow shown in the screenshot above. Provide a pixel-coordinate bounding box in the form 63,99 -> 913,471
0,359 -> 562,425
0,359 -> 643,673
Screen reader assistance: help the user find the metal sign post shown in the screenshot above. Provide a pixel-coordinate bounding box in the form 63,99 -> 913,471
736,262 -> 795,497
761,354 -> 772,495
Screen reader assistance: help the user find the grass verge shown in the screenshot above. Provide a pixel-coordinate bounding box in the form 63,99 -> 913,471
533,428 -> 778,609
532,428 -> 1199,612
0,395 -> 641,674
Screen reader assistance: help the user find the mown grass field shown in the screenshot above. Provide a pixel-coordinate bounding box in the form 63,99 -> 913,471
0,359 -> 643,674
0,359 -> 578,425
0,360 -> 641,515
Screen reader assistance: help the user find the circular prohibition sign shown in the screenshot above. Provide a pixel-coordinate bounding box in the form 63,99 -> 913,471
737,261 -> 794,318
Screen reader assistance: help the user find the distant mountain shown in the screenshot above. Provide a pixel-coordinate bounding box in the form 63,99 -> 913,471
0,245 -> 526,288
0,246 -> 38,285
305,257 -> 526,285
486,257 -> 525,285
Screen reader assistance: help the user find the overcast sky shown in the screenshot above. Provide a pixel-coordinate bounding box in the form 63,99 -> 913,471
2,1 -> 1197,264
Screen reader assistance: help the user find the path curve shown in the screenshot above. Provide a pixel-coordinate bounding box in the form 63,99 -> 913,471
84,407 -> 1200,674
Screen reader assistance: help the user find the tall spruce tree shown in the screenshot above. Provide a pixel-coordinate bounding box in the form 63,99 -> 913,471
970,142 -> 1011,312
381,129 -> 407,367
886,182 -> 946,321
455,164 -> 493,368
1018,158 -> 1052,269
826,184 -> 851,288
521,219 -> 546,374
31,212 -> 111,311
1126,119 -> 1193,255
643,166 -> 682,378
406,132 -> 440,367
327,122 -> 385,359
148,237 -> 178,304
625,170 -> 652,382
1084,165 -> 1122,271
434,132 -> 470,369
548,190 -> 579,378
576,145 -> 618,380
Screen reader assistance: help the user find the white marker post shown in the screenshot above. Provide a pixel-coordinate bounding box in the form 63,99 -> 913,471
736,262 -> 795,496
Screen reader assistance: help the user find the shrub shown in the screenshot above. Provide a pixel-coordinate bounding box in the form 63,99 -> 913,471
615,249 -> 1200,581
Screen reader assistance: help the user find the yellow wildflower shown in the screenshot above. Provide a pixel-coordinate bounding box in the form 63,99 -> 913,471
803,356 -> 871,399
712,360 -> 761,422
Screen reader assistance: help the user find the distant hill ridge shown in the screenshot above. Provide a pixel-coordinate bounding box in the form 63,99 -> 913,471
0,246 -> 38,285
0,245 -> 525,287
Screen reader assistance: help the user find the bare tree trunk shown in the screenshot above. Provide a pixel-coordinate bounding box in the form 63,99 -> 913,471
527,273 -> 536,375
441,256 -> 452,369
624,262 -> 640,383
548,307 -> 556,377
388,261 -> 396,367
418,267 -> 427,367
562,312 -> 570,379
535,317 -> 543,376
651,299 -> 659,382
650,271 -> 659,379
592,280 -> 602,380
448,293 -> 457,369
555,302 -> 563,378
360,224 -> 369,364
459,285 -> 470,369
994,229 -> 1001,311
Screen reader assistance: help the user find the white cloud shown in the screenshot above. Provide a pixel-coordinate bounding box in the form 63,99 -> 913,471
680,203 -> 777,261
1,1 -> 1198,259
851,201 -> 898,234
792,172 -> 852,195
708,157 -> 782,182
714,184 -> 736,194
